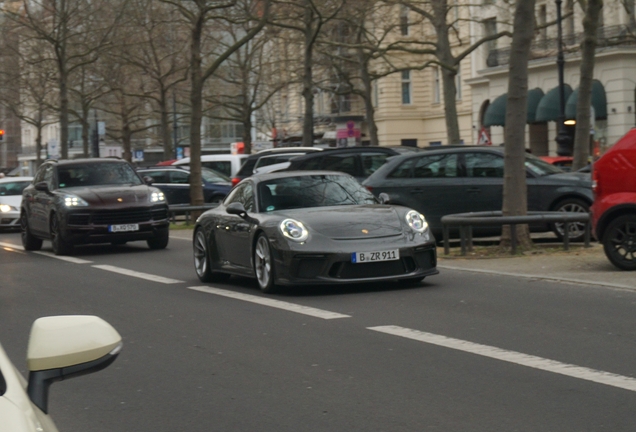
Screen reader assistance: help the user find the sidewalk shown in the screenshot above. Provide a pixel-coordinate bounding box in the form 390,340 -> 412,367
437,242 -> 636,291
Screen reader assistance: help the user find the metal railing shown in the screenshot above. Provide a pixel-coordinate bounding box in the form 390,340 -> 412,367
168,204 -> 218,225
441,211 -> 592,256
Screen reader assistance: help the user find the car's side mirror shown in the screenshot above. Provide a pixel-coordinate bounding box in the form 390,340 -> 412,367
378,193 -> 391,204
226,202 -> 247,218
26,316 -> 122,414
34,182 -> 50,192
143,176 -> 154,185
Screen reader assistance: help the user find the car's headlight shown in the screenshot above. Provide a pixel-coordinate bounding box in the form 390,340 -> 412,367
280,218 -> 309,242
0,204 -> 17,212
63,194 -> 89,207
406,210 -> 428,233
150,191 -> 165,202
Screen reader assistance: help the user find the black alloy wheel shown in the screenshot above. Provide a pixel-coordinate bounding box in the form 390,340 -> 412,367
50,212 -> 73,255
602,214 -> 636,271
254,234 -> 276,293
193,228 -> 230,282
552,198 -> 590,242
20,212 -> 42,251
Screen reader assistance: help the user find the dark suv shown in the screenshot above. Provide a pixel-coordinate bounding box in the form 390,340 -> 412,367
231,147 -> 322,186
286,146 -> 400,182
21,158 -> 170,255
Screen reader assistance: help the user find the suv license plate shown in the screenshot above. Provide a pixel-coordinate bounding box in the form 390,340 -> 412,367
351,249 -> 399,263
109,224 -> 139,233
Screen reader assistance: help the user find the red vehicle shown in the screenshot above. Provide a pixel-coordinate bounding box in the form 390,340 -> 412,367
591,128 -> 636,270
539,156 -> 573,171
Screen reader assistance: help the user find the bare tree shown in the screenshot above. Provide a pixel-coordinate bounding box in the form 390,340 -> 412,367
160,0 -> 269,207
572,0 -> 603,171
271,0 -> 345,147
395,0 -> 511,145
7,0 -> 126,159
500,0 -> 536,250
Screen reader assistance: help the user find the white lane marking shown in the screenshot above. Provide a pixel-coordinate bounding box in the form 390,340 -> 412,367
33,251 -> 93,264
438,265 -> 636,291
188,286 -> 351,320
0,241 -> 24,250
93,265 -> 184,284
368,325 -> 636,392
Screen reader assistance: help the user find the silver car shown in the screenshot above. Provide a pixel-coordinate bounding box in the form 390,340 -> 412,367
0,177 -> 33,230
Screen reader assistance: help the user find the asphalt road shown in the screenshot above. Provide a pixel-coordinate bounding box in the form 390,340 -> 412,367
1,230 -> 636,431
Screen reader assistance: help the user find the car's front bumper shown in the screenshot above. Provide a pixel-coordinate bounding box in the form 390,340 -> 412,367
271,241 -> 438,286
0,210 -> 20,229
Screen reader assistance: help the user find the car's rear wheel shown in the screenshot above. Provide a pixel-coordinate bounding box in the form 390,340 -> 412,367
193,228 -> 230,282
552,198 -> 590,242
147,228 -> 169,249
602,214 -> 636,271
50,213 -> 73,255
254,234 -> 276,293
20,212 -> 42,251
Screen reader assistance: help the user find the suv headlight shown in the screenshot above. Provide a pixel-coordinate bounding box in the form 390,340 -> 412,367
62,194 -> 89,207
0,204 -> 17,213
280,218 -> 309,242
406,210 -> 428,233
150,191 -> 165,202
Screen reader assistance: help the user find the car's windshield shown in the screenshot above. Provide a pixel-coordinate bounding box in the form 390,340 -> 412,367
58,162 -> 143,188
524,154 -> 565,176
259,174 -> 376,212
201,167 -> 230,183
0,181 -> 31,196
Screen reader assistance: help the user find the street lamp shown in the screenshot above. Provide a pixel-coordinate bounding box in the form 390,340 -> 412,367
555,0 -> 573,156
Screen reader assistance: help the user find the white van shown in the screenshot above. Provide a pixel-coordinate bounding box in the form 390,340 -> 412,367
172,154 -> 248,178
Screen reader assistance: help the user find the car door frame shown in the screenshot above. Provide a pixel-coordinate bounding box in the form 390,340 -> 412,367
215,181 -> 255,272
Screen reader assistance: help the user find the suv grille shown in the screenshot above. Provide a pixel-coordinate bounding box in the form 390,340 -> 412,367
68,206 -> 168,226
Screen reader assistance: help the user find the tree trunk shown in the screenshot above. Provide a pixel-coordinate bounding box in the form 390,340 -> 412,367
572,0 -> 603,171
159,90 -> 173,161
500,0 -> 536,251
359,55 -> 378,146
440,65 -> 461,145
81,111 -> 90,158
242,112 -> 253,155
60,69 -> 69,159
36,122 -> 43,168
189,15 -> 205,208
301,14 -> 315,148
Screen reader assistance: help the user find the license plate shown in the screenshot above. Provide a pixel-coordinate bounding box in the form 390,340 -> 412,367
109,224 -> 139,233
351,249 -> 399,263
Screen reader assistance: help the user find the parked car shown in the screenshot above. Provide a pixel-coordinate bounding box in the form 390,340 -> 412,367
193,171 -> 438,293
137,166 -> 231,205
362,146 -> 593,241
0,176 -> 33,231
21,158 -> 170,255
171,154 -> 248,178
0,315 -> 121,432
591,128 -> 636,270
539,156 -> 574,171
285,146 -> 400,182
231,147 -> 323,186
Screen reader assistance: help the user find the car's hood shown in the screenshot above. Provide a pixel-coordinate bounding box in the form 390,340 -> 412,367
56,185 -> 154,206
545,171 -> 591,185
0,195 -> 22,207
279,205 -> 404,239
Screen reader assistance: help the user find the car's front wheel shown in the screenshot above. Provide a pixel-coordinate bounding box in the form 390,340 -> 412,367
254,234 -> 276,293
552,198 -> 590,242
193,228 -> 230,282
147,228 -> 169,249
602,214 -> 636,271
50,212 -> 73,255
20,212 -> 42,251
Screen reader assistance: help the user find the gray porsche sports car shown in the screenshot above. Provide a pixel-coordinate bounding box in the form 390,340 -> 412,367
193,171 -> 438,293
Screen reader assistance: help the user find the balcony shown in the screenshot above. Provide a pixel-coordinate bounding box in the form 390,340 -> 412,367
486,24 -> 636,68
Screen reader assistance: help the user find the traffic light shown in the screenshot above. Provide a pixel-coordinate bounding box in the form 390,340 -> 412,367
0,130 -> 4,141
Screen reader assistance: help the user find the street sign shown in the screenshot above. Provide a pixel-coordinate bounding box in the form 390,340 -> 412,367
98,121 -> 106,136
478,127 -> 492,145
47,139 -> 59,159
132,149 -> 144,162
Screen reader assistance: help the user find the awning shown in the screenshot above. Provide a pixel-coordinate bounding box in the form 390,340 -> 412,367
482,88 -> 545,127
565,79 -> 607,120
535,85 -> 573,122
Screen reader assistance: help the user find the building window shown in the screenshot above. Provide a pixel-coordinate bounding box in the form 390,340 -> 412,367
565,0 -> 575,43
401,70 -> 412,105
455,64 -> 462,101
433,67 -> 440,104
484,18 -> 497,66
538,4 -> 547,48
400,5 -> 409,36
401,139 -> 417,147
626,0 -> 636,28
